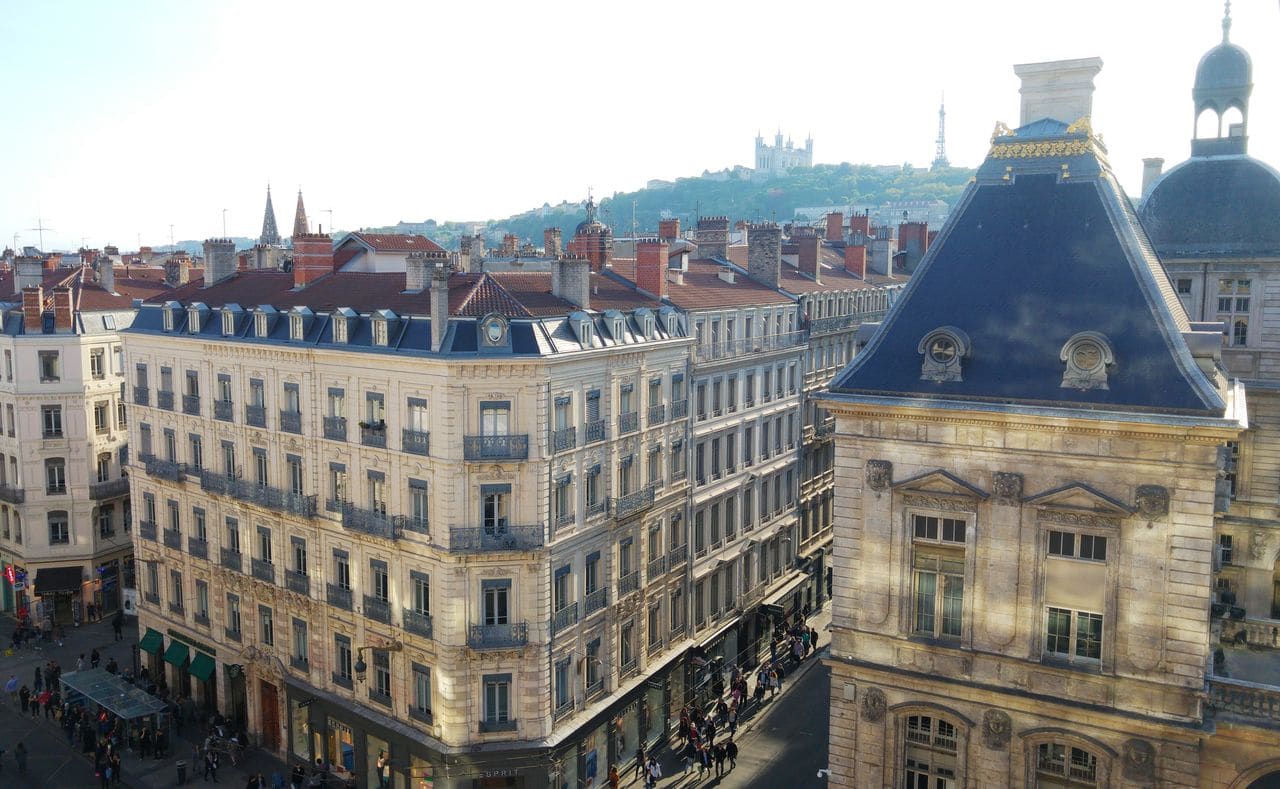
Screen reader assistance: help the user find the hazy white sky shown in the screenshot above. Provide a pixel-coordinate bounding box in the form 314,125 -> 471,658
1,0 -> 1274,250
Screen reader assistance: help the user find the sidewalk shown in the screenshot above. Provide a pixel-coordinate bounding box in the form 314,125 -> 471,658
619,603 -> 833,788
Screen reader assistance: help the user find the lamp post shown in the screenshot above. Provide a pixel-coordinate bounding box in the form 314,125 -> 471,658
353,641 -> 404,683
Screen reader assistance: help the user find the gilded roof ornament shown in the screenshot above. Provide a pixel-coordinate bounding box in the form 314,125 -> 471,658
990,121 -> 1016,143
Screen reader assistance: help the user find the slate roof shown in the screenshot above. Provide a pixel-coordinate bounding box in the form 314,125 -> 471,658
829,119 -> 1226,418
1138,156 -> 1280,258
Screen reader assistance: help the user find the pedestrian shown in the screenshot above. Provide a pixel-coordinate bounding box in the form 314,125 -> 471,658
810,626 -> 819,653
4,674 -> 16,701
726,738 -> 738,770
768,667 -> 778,698
18,685 -> 29,712
100,762 -> 112,789
646,756 -> 662,788
633,745 -> 646,780
246,772 -> 262,789
14,742 -> 25,775
607,764 -> 620,789
154,726 -> 167,759
112,609 -> 123,641
139,725 -> 151,759
728,702 -> 738,735
77,653 -> 86,672
31,667 -> 41,693
105,657 -> 118,675
376,750 -> 391,788
91,648 -> 101,669
204,749 -> 219,781
713,742 -> 726,777
291,763 -> 306,789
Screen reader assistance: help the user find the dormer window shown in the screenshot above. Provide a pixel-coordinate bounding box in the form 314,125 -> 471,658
918,326 -> 970,383
255,312 -> 268,338
634,308 -> 655,339
187,305 -> 201,333
1060,331 -> 1114,391
659,306 -> 679,335
373,318 -> 388,346
569,311 -> 593,346
604,310 -> 625,340
370,309 -> 396,347
162,308 -> 174,332
290,314 -> 303,341
222,310 -> 235,336
334,317 -> 347,343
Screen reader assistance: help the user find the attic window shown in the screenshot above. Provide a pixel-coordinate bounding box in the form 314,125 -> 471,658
290,314 -> 304,341
255,312 -> 268,338
372,319 -> 388,346
569,311 -> 593,346
634,309 -> 655,339
918,326 -> 970,383
660,306 -> 678,335
162,308 -> 174,332
187,306 -> 201,334
333,315 -> 348,344
222,310 -> 235,336
1060,332 -> 1114,391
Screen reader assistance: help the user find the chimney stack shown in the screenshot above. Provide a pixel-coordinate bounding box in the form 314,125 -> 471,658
848,210 -> 870,238
747,222 -> 782,289
52,286 -> 73,331
15,256 -> 44,292
21,286 -> 43,333
290,233 -> 333,288
405,251 -> 427,292
825,212 -> 844,242
95,254 -> 115,294
552,255 -> 591,310
635,238 -> 669,298
658,218 -> 681,241
796,232 -> 821,283
500,233 -> 518,257
430,261 -> 451,351
695,216 -> 730,260
897,222 -> 930,272
844,244 -> 867,278
543,228 -> 563,258
165,255 -> 190,286
460,234 -> 486,273
1013,57 -> 1103,127
202,238 -> 237,287
1141,157 -> 1165,200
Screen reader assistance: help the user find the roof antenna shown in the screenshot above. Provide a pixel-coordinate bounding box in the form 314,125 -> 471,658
1222,0 -> 1231,42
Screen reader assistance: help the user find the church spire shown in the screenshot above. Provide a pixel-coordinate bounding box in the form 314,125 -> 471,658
292,189 -> 309,238
259,184 -> 281,245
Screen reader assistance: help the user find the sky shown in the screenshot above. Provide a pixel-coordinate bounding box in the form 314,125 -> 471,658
0,0 -> 1275,251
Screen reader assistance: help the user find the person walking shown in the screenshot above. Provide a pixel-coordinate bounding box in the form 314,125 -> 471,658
31,667 -> 41,693
14,742 -> 26,775
91,648 -> 101,669
203,748 -> 219,782
646,756 -> 662,789
112,609 -> 124,641
633,745 -> 646,780
290,763 -> 306,789
77,654 -> 86,672
4,674 -> 16,702
18,685 -> 29,713
726,738 -> 738,770
607,764 -> 620,789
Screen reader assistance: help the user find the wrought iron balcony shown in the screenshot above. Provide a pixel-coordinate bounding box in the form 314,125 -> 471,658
403,515 -> 428,535
448,525 -> 543,553
245,405 -> 266,427
323,416 -> 347,441
199,472 -> 317,519
359,421 -> 387,448
182,394 -> 201,416
290,656 -> 309,673
463,434 -> 529,461
162,529 -> 182,550
671,399 -> 688,419
340,504 -> 403,541
584,419 -> 607,444
618,412 -> 639,435
143,455 -> 185,482
551,426 -> 576,453
214,399 -> 234,422
251,558 -> 275,584
156,390 -> 174,411
368,688 -> 392,708
280,410 -> 302,434
694,330 -> 805,363
552,602 -> 579,634
403,609 -> 433,639
584,587 -> 608,616
139,520 -> 157,541
672,465 -> 687,481
468,621 -> 528,650
586,498 -> 609,518
89,478 -> 130,500
478,719 -> 518,733
554,697 -> 575,721
402,428 -> 430,455
285,570 -> 310,596
668,543 -> 688,566
194,613 -> 209,628
188,536 -> 208,560
647,404 -> 666,425
555,512 -> 575,530
219,547 -> 242,572
326,583 -> 353,610
808,314 -> 858,336
363,595 -> 392,624
614,486 -> 655,519
224,627 -> 242,643
0,484 -> 24,505
647,554 -> 667,580
618,571 -> 640,597
132,385 -> 150,406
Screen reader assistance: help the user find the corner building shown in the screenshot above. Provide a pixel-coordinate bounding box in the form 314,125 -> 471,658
820,54 -> 1279,787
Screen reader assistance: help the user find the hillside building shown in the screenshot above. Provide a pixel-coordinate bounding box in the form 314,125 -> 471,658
754,130 -> 813,177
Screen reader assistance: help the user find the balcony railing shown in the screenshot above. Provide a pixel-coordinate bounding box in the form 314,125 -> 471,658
182,394 -> 201,416
463,434 -> 529,461
1207,674 -> 1280,725
139,520 -> 157,541
89,478 -> 130,500
280,410 -> 302,434
199,472 -> 318,519
245,405 -> 266,427
618,571 -> 640,597
143,455 -> 185,482
403,609 -> 433,639
587,498 -> 609,518
364,595 -> 391,624
479,719 -> 518,733
219,547 -> 241,572
668,543 -> 688,566
214,400 -> 234,422
323,416 -> 347,441
0,484 -> 23,505
614,486 -> 655,519
554,698 -> 575,721
694,331 -> 805,363
326,584 -> 353,610
584,419 -> 607,444
360,422 -> 387,447
162,529 -> 182,550
188,536 -> 208,560
618,412 -> 639,435
552,602 -> 580,634
584,587 -> 608,616
156,390 -> 174,411
285,570 -> 310,596
403,515 -> 428,535
671,399 -> 688,420
808,314 -> 858,336
402,428 -> 430,456
251,558 -> 276,584
468,622 -> 528,650
449,525 -> 543,553
133,385 -> 150,406
647,404 -> 666,425
340,505 -> 403,541
647,554 -> 667,581
551,426 -> 576,453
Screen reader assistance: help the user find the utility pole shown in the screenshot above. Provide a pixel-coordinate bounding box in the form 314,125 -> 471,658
169,224 -> 175,251
222,209 -> 228,238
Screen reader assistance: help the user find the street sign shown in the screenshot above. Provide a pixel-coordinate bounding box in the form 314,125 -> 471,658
11,581 -> 24,591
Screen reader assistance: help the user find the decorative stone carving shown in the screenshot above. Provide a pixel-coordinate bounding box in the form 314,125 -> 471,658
1122,738 -> 1156,782
902,494 -> 972,513
1250,530 -> 1270,561
982,709 -> 1012,750
993,472 -> 1023,505
866,461 -> 892,492
860,687 -> 886,722
1134,485 -> 1169,519
1060,331 -> 1114,391
1038,509 -> 1121,530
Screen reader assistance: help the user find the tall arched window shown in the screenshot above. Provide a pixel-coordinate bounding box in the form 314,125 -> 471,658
1035,741 -> 1098,787
904,714 -> 959,788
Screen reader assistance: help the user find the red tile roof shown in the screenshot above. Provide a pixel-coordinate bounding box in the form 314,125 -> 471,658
663,261 -> 793,309
344,233 -> 445,254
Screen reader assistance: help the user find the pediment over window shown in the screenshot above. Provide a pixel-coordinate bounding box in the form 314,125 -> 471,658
892,469 -> 989,500
1022,482 -> 1134,516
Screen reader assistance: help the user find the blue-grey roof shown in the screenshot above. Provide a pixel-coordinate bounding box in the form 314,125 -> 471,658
1139,155 -> 1280,258
829,121 -> 1225,418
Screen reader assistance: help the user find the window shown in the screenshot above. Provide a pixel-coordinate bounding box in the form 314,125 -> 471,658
48,511 -> 69,545
480,401 -> 510,436
288,455 -> 303,496
585,553 -> 600,595
368,471 -> 387,515
333,314 -> 348,344
283,382 -> 300,415
254,448 -> 268,487
620,620 -> 634,668
334,635 -> 353,683
1217,278 -> 1251,346
330,464 -> 348,506
146,561 -> 159,599
221,441 -> 236,479
257,526 -> 272,563
185,369 -> 199,397
407,398 -> 428,432
196,580 -> 209,621
189,435 -> 203,471
193,507 -> 207,541
292,537 -> 307,575
292,618 -> 309,666
1175,277 -> 1192,295
370,559 -> 389,602
365,392 -> 385,425
3,350 -> 9,381
1045,607 -> 1103,664
225,517 -> 241,554
1218,533 -> 1234,566
482,484 -> 509,535
483,579 -> 511,626
168,571 -> 184,611
42,405 -> 62,437
411,571 -> 430,616
372,319 -> 388,346
97,505 -> 114,537
90,348 -> 105,379
554,475 -> 571,524
648,602 -> 661,646
328,388 -> 345,418
911,514 -> 966,640
412,663 -> 433,722
913,515 -> 966,543
1047,530 -> 1107,562
249,378 -> 264,408
226,593 -> 242,635
1035,742 -> 1098,786
45,458 -> 66,494
39,351 -> 60,382
586,638 -> 602,690
904,715 -> 959,789
164,429 -> 176,461
167,500 -> 180,534
259,605 -> 274,645
409,479 -> 429,531
554,658 -> 571,711
483,674 -> 512,727
333,550 -> 351,590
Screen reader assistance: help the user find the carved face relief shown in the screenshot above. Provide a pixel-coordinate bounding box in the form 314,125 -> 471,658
866,460 -> 893,492
860,687 -> 886,722
1122,738 -> 1156,782
993,472 -> 1023,505
982,709 -> 1012,750
1134,485 -> 1169,520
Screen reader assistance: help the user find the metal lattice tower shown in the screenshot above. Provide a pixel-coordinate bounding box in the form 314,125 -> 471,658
932,94 -> 950,170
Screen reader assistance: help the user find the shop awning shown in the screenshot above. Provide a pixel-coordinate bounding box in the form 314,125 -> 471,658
34,566 -> 83,594
189,652 -> 215,682
163,640 -> 189,667
139,627 -> 164,655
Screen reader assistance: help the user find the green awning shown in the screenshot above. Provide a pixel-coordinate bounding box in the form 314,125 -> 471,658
162,640 -> 189,667
139,628 -> 164,655
188,652 -> 215,682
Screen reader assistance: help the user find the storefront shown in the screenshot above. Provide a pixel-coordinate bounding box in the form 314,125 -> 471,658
33,565 -> 86,624
139,627 -> 164,678
796,546 -> 829,616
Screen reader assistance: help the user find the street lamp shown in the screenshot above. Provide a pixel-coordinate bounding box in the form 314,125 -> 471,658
353,641 -> 404,682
